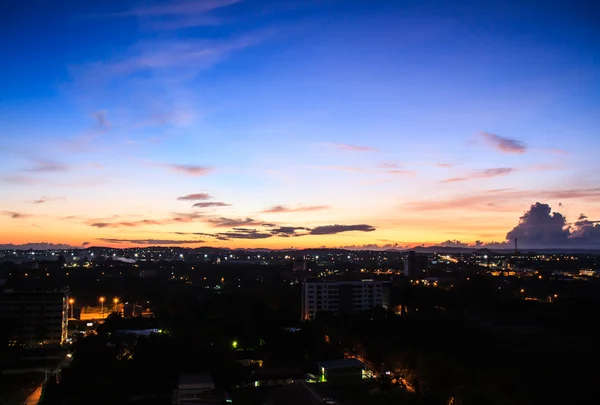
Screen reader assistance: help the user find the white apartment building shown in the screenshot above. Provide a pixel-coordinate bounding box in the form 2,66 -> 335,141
301,278 -> 390,320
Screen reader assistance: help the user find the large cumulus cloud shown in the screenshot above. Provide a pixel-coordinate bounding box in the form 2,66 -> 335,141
506,203 -> 570,247
505,203 -> 599,248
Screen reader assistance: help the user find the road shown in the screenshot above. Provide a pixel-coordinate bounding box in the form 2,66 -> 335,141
23,385 -> 42,405
263,381 -> 329,405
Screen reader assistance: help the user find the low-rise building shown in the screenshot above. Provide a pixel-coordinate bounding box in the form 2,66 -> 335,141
317,358 -> 366,383
172,373 -> 222,405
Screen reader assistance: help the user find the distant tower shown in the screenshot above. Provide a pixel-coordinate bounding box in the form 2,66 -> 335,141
514,238 -> 518,254
404,251 -> 428,279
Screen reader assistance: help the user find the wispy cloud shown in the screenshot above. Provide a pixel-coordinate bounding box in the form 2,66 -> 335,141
97,238 -> 203,245
24,159 -> 69,173
405,187 -> 600,211
261,205 -> 329,214
480,132 -> 527,154
192,202 -> 231,208
205,217 -> 264,227
309,224 -> 376,235
216,228 -> 273,240
32,196 -> 65,204
86,212 -> 206,228
91,110 -> 111,132
177,193 -> 212,201
309,166 -> 373,173
165,164 -> 213,176
387,169 -> 416,176
2,211 -> 32,219
378,162 -> 402,169
436,163 -> 454,168
327,143 -> 379,152
108,0 -> 241,18
0,175 -> 41,185
441,167 -> 515,183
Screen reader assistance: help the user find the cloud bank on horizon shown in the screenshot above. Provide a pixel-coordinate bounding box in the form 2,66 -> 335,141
1,0 -> 599,249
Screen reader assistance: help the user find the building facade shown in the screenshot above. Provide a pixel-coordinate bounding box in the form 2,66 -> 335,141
172,373 -> 221,405
0,285 -> 69,346
404,251 -> 428,279
301,279 -> 389,320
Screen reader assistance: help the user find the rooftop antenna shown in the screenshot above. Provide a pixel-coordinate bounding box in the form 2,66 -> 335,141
514,238 -> 518,254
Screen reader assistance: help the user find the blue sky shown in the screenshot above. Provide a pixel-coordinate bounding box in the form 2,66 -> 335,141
1,0 -> 599,249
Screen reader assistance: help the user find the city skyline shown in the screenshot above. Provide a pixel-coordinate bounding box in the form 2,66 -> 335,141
2,0 -> 600,249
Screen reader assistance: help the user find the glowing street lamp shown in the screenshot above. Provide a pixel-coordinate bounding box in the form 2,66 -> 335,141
68,298 -> 75,319
99,297 -> 105,316
232,340 -> 238,349
113,297 -> 119,313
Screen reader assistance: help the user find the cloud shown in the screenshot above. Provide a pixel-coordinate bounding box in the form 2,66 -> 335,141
2,211 -> 31,219
216,229 -> 273,240
192,202 -> 231,208
0,242 -> 77,250
77,34 -> 269,82
480,132 -> 527,154
569,214 -> 600,243
261,205 -> 329,214
82,242 -> 91,246
108,0 -> 241,18
309,224 -> 376,235
24,160 -> 69,173
89,219 -> 163,228
205,217 -> 264,227
165,164 -> 212,176
177,193 -> 212,201
171,212 -> 205,222
0,175 -> 41,185
87,212 -> 207,228
387,169 -> 416,176
378,162 -> 402,169
309,166 -> 373,173
91,110 -> 111,131
146,15 -> 222,30
436,163 -> 454,168
270,226 -> 308,237
505,203 -> 570,247
328,143 -> 379,152
407,187 -> 600,212
97,238 -> 203,245
441,167 -> 515,183
33,196 -> 65,204
339,243 -> 408,250
438,240 -> 470,248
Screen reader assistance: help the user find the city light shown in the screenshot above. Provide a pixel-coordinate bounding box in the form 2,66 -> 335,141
68,298 -> 75,319
232,340 -> 238,349
99,297 -> 105,316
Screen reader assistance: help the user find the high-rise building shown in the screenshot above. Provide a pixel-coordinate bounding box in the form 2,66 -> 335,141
301,278 -> 390,320
404,251 -> 428,278
0,283 -> 69,346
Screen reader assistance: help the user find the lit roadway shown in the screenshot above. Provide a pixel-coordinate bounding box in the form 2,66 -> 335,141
23,386 -> 42,405
264,381 -> 331,405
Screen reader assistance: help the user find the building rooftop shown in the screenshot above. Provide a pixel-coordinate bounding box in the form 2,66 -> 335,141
178,373 -> 214,388
317,358 -> 365,370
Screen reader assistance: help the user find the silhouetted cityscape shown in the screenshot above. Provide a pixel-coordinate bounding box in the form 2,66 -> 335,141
2,0 -> 600,404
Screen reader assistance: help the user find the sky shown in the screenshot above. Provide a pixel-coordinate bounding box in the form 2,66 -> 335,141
1,0 -> 600,250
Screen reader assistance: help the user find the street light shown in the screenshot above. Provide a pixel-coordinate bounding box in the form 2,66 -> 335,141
232,340 -> 238,349
68,298 -> 75,319
99,297 -> 105,317
113,297 -> 119,313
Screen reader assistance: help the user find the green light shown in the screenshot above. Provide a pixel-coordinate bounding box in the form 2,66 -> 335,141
232,340 -> 238,349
